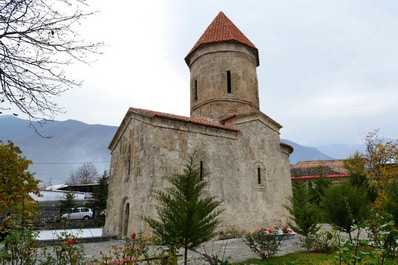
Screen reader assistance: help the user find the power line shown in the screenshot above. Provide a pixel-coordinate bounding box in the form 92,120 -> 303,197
32,161 -> 110,165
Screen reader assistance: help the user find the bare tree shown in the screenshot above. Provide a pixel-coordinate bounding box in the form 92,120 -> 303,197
68,162 -> 98,184
0,0 -> 101,130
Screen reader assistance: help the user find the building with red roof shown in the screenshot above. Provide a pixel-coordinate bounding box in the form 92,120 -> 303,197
291,160 -> 349,180
105,12 -> 294,238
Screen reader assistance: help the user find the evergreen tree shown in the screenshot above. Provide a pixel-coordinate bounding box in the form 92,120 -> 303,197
286,180 -> 320,252
308,167 -> 332,209
348,171 -> 378,203
86,171 -> 109,218
322,183 -> 371,242
384,180 -> 398,225
59,191 -> 77,217
145,156 -> 223,265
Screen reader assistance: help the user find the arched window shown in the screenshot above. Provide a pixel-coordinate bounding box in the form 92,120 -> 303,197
254,162 -> 266,188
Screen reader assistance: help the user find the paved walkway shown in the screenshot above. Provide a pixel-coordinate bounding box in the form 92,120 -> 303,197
82,236 -> 304,264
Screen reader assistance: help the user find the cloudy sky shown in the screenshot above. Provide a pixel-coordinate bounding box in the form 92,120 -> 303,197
13,0 -> 398,146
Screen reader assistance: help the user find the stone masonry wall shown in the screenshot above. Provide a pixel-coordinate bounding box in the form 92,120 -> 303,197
189,43 -> 260,122
105,111 -> 292,238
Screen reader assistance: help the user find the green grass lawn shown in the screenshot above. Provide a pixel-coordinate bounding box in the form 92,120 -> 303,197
234,249 -> 397,265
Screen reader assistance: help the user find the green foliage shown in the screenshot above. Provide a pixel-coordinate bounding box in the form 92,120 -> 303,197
367,210 -> 398,263
308,167 -> 332,209
333,221 -> 398,265
0,140 -> 40,219
235,247 -> 396,265
308,230 -> 337,253
86,171 -> 109,218
89,232 -> 152,264
40,231 -> 87,265
0,218 -> 42,264
145,156 -> 223,265
243,226 -> 292,260
285,180 -> 320,252
322,183 -> 371,242
384,180 -> 398,225
295,230 -> 338,254
348,171 -> 378,203
343,151 -> 367,174
58,190 -> 77,216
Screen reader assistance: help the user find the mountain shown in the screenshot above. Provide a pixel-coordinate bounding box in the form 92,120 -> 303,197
1,116 -> 337,184
0,116 -> 118,185
315,144 -> 365,159
316,138 -> 397,159
281,139 -> 335,164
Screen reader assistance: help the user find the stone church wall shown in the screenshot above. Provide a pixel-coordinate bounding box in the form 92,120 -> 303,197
105,112 -> 292,238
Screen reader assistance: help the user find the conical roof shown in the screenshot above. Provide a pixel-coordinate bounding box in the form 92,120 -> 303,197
185,12 -> 259,65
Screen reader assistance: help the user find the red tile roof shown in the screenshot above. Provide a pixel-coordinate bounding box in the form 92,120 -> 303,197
219,110 -> 261,122
291,174 -> 349,180
129,107 -> 239,132
280,142 -> 294,154
185,12 -> 259,65
291,164 -> 350,180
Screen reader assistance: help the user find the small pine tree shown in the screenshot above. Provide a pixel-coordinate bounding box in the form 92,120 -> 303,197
145,156 -> 223,265
308,167 -> 332,209
86,171 -> 108,218
286,180 -> 320,252
322,183 -> 371,242
348,171 -> 378,203
59,190 -> 77,216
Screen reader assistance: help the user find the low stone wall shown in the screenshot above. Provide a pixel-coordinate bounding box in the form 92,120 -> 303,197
35,201 -> 105,230
36,217 -> 106,230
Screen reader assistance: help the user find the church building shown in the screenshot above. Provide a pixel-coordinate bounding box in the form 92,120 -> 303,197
104,12 -> 293,238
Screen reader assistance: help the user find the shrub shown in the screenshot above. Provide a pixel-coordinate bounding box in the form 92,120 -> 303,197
89,232 -> 151,264
41,231 -> 86,265
0,218 -> 42,264
243,226 -> 292,260
309,230 -> 338,253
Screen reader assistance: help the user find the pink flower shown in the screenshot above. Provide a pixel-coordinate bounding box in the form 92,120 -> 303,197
267,227 -> 273,232
288,229 -> 293,233
257,228 -> 261,232
130,233 -> 136,240
284,225 -> 289,228
67,239 -> 73,244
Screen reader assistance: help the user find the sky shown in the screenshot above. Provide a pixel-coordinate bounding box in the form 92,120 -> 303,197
10,0 -> 398,146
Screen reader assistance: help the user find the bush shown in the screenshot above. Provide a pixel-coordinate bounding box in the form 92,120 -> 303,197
0,219 -> 42,264
243,226 -> 292,260
89,232 -> 151,264
310,230 -> 338,253
40,231 -> 86,265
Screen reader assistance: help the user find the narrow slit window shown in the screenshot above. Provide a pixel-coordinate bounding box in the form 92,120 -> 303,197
257,167 -> 261,184
194,80 -> 198,101
227,71 -> 231,93
127,145 -> 131,177
200,161 -> 203,181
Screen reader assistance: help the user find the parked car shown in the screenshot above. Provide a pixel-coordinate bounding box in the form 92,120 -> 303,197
61,207 -> 93,220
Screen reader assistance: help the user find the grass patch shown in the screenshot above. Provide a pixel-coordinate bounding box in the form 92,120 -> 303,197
233,248 -> 396,265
